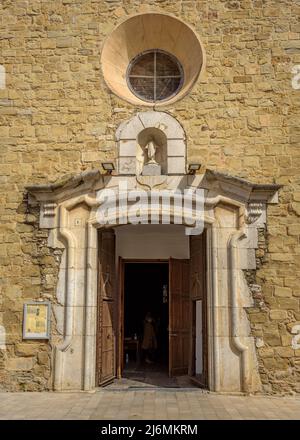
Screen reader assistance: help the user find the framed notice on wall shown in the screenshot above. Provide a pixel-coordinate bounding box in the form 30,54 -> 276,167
23,302 -> 51,339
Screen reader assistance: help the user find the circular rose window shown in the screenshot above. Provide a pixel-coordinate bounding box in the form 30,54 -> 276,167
126,50 -> 184,103
101,13 -> 205,106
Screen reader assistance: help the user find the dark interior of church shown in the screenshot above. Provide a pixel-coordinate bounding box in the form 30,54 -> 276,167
123,262 -> 169,370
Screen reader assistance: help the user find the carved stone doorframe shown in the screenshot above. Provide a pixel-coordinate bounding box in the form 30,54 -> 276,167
27,171 -> 280,393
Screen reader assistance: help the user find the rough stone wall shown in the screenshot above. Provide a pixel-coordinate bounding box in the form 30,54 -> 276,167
0,203 -> 63,391
0,0 -> 299,392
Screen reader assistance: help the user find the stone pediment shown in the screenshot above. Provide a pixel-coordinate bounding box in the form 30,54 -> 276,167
201,169 -> 281,204
26,169 -> 101,204
26,168 -> 281,207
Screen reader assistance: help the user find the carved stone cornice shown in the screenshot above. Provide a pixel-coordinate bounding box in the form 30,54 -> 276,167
26,168 -> 281,210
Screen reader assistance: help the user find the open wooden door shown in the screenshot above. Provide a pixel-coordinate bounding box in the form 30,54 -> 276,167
190,232 -> 208,388
169,258 -> 190,376
96,229 -> 116,386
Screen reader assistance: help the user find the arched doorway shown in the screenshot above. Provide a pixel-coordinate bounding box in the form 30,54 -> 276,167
95,225 -> 208,388
27,166 -> 279,393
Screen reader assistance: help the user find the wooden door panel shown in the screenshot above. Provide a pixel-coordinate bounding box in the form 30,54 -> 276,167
101,301 -> 113,352
102,325 -> 113,351
96,230 -> 116,386
169,258 -> 190,377
99,233 -> 115,300
170,335 -> 190,371
101,350 -> 113,384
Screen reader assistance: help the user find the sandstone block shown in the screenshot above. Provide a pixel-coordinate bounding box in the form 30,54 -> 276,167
56,37 -> 75,48
248,313 -> 268,323
281,335 -> 292,346
233,75 -> 252,83
263,357 -> 289,370
15,343 -> 36,357
41,39 -> 56,49
277,298 -> 299,312
82,151 -> 106,162
275,347 -> 294,358
271,253 -> 292,262
274,286 -> 292,298
258,347 -> 274,358
41,256 -> 57,267
7,357 -> 34,371
37,352 -> 49,366
288,225 -> 300,236
270,310 -> 288,320
264,332 -> 281,346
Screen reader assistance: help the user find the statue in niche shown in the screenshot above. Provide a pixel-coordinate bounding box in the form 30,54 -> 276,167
145,138 -> 158,164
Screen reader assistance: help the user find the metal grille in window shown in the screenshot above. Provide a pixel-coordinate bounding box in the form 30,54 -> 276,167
127,50 -> 184,103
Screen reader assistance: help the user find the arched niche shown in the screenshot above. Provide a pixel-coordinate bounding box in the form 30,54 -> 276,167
137,127 -> 167,175
116,111 -> 186,175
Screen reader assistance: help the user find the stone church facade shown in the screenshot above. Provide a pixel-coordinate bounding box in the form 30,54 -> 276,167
0,0 -> 299,394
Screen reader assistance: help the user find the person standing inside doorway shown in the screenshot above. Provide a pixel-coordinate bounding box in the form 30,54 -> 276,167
141,312 -> 157,364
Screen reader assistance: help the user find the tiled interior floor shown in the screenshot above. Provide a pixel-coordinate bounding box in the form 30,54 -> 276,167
105,362 -> 199,389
